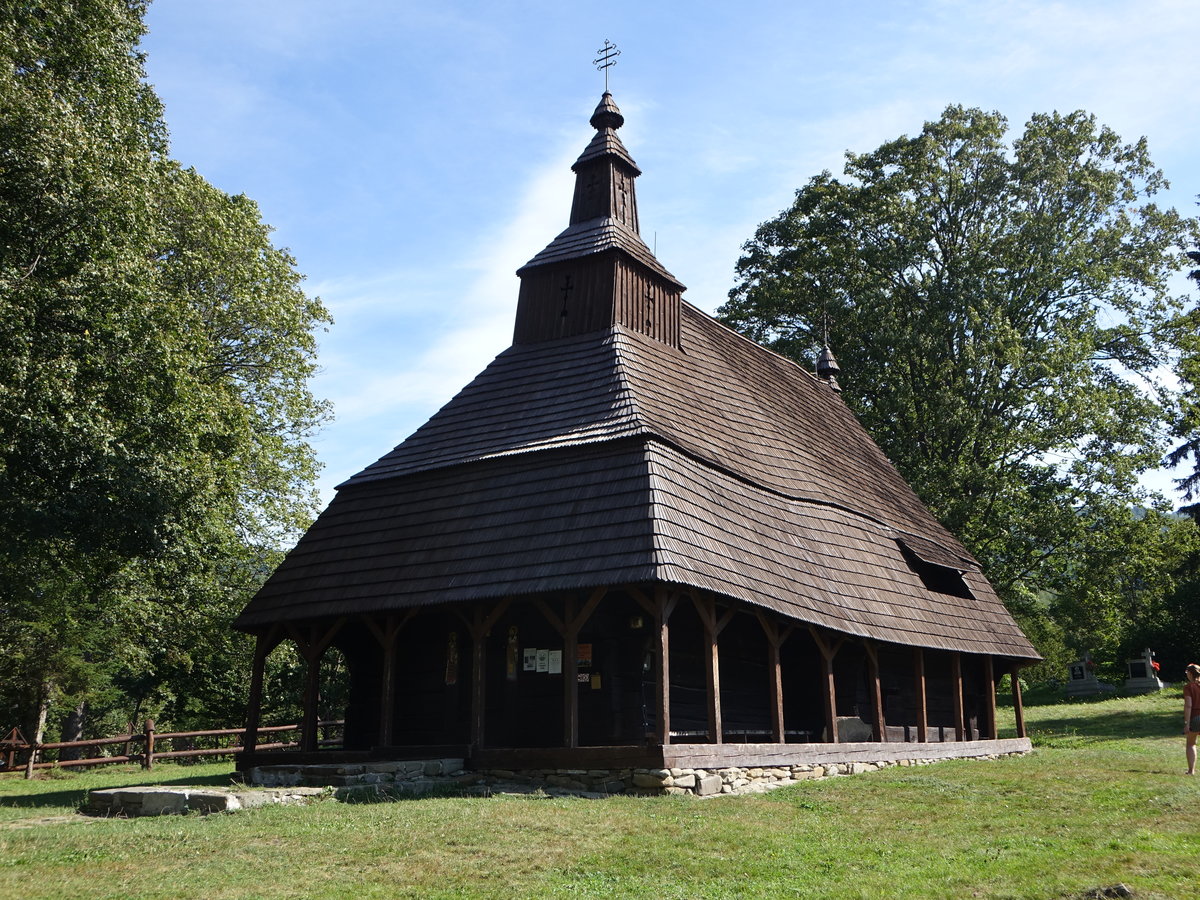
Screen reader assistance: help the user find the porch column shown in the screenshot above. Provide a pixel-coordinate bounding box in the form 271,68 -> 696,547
467,599 -> 511,751
983,655 -> 997,740
654,588 -> 678,746
810,627 -> 844,743
951,651 -> 965,741
289,619 -> 345,752
244,626 -> 282,756
693,594 -> 735,743
1010,661 -> 1027,739
302,655 -> 321,751
913,647 -> 928,742
756,613 -> 792,743
366,612 -> 414,748
864,640 -> 887,742
536,588 -> 605,748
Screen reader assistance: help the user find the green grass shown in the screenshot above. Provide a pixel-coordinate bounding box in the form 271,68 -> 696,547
1,690 -> 1197,899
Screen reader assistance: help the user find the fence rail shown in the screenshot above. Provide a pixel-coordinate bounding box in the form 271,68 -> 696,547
0,720 -> 344,778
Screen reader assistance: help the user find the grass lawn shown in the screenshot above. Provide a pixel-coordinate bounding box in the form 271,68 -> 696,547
1,690 -> 1197,899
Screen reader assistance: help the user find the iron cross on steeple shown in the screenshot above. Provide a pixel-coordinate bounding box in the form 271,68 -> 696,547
593,40 -> 620,92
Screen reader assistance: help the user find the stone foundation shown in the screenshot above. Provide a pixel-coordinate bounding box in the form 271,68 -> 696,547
473,749 -> 1026,797
248,757 -> 468,799
243,746 -> 1028,800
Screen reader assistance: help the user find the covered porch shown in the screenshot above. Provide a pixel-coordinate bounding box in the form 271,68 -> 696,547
236,583 -> 1030,772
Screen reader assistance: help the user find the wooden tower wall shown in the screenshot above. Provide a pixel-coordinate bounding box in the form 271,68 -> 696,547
513,255 -> 680,347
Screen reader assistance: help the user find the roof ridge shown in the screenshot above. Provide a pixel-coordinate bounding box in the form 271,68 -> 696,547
680,298 -> 823,387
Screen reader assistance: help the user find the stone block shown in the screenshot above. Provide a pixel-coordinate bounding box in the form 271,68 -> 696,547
632,771 -> 671,789
597,780 -> 627,794
250,766 -> 302,787
181,790 -> 238,814
130,789 -> 189,816
673,774 -> 697,789
696,774 -> 723,797
364,762 -> 404,775
299,765 -> 356,784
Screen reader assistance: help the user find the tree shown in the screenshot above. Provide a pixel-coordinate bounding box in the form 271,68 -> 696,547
0,1 -> 330,742
720,106 -> 1200,659
1166,230 -> 1200,516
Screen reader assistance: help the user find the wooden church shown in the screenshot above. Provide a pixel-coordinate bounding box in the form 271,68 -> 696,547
234,91 -> 1038,773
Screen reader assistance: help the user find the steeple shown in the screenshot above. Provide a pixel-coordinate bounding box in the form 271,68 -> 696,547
513,93 -> 685,347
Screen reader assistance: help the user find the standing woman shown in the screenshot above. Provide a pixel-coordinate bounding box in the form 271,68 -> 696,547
1185,664 -> 1200,776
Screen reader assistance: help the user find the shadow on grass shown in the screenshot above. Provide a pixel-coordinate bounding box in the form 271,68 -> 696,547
0,770 -> 240,811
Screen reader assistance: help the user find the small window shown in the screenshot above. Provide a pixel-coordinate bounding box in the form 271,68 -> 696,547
897,539 -> 975,599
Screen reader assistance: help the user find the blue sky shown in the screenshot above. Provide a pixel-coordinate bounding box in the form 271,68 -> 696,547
140,0 -> 1200,506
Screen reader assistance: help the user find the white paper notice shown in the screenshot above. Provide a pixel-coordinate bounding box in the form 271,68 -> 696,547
548,650 -> 562,674
536,649 -> 549,673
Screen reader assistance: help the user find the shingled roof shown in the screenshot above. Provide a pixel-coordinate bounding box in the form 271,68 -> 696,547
235,91 -> 1038,661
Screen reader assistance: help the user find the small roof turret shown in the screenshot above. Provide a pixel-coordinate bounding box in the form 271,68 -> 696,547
816,344 -> 842,392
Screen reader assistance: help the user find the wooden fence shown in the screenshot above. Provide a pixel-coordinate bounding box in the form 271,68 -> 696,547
0,720 -> 344,779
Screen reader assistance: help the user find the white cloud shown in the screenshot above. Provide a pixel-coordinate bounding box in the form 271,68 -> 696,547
308,141 -> 577,500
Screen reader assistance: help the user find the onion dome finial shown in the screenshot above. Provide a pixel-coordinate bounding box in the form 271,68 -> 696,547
590,92 -> 624,131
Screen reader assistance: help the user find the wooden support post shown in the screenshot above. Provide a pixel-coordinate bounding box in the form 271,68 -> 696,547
288,619 -> 345,753
756,612 -> 792,744
563,596 -> 579,749
470,627 -> 485,749
467,599 -> 511,751
379,632 -> 398,747
470,627 -> 486,749
864,640 -> 887,743
809,626 -> 843,743
983,656 -> 997,740
654,588 -> 678,746
244,626 -> 282,756
1010,662 -> 1026,739
142,719 -> 155,770
692,593 -> 734,744
366,613 -> 412,748
951,652 -> 965,741
536,589 -> 604,748
913,647 -> 928,743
